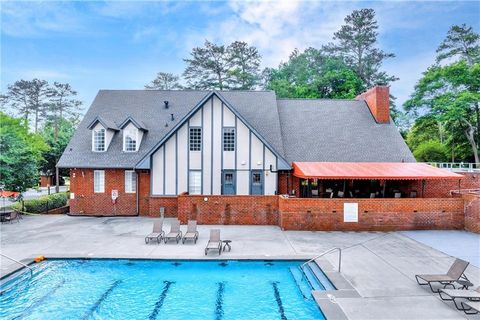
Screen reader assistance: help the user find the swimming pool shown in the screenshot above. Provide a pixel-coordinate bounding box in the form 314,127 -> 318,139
1,259 -> 332,319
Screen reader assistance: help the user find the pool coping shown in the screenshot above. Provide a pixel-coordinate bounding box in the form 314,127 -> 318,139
1,254 -> 355,320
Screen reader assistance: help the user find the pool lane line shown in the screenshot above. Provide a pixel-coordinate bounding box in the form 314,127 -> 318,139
215,282 -> 225,320
149,280 -> 174,320
12,278 -> 66,320
83,279 -> 122,319
272,281 -> 287,320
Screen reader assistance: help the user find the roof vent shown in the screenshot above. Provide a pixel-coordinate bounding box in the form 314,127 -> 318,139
164,101 -> 169,109
165,122 -> 168,127
170,113 -> 174,121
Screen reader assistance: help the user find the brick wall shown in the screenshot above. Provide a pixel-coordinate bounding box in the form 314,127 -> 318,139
279,196 -> 464,231
464,193 -> 480,233
69,168 -> 137,215
177,195 -> 279,225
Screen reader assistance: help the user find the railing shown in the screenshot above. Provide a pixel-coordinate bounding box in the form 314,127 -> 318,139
0,253 -> 33,277
428,162 -> 480,173
301,247 -> 342,273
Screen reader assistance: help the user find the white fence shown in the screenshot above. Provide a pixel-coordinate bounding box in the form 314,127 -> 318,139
428,162 -> 480,173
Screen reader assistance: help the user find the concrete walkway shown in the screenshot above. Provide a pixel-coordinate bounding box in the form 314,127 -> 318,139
402,230 -> 480,268
1,215 -> 479,319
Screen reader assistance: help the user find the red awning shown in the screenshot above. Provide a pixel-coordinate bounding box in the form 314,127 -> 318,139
292,162 -> 464,180
0,191 -> 20,198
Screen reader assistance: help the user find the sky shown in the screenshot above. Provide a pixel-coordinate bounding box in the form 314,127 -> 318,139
1,0 -> 479,112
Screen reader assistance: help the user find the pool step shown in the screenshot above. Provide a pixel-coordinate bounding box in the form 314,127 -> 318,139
288,267 -> 313,299
307,262 -> 336,291
301,264 -> 324,291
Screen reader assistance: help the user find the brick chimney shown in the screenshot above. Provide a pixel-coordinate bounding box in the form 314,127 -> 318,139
355,86 -> 390,123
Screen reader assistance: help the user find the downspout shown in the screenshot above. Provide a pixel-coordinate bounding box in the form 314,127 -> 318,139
135,170 -> 140,216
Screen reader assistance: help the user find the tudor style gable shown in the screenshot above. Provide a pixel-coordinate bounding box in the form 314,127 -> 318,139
149,93 -> 282,196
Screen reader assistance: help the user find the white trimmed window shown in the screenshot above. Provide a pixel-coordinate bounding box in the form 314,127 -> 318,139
223,127 -> 235,151
125,170 -> 136,193
123,127 -> 138,152
93,128 -> 105,152
189,127 -> 202,151
189,171 -> 202,195
94,170 -> 105,193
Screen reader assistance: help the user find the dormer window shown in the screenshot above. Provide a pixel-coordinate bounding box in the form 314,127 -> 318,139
93,128 -> 106,152
124,127 -> 138,152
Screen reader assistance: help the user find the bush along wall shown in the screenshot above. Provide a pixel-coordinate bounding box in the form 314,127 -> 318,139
13,192 -> 68,214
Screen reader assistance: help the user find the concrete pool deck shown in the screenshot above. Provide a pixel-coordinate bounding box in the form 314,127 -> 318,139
1,215 -> 479,319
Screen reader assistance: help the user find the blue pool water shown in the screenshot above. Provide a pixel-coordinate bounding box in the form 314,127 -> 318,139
0,259 -> 328,320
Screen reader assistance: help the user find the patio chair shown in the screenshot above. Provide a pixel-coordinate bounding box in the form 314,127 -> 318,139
461,301 -> 480,315
205,229 -> 222,256
145,220 -> 165,244
415,258 -> 470,293
439,286 -> 480,310
337,191 -> 345,198
164,220 -> 182,244
182,220 -> 199,244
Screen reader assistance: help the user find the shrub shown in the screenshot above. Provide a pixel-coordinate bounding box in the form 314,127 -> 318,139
413,141 -> 448,162
12,192 -> 68,214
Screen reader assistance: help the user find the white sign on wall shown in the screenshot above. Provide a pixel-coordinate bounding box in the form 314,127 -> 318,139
344,203 -> 359,223
70,193 -> 75,200
111,190 -> 119,201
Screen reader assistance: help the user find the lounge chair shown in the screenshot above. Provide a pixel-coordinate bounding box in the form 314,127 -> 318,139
164,220 -> 182,244
415,258 -> 470,293
461,301 -> 480,315
439,286 -> 480,310
145,220 -> 164,244
182,220 -> 199,244
205,229 -> 222,255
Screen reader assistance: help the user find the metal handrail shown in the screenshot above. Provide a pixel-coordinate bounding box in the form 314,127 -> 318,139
0,253 -> 33,277
301,247 -> 342,272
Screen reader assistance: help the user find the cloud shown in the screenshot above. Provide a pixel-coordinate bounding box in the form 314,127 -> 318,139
183,1 -> 354,67
1,1 -> 86,37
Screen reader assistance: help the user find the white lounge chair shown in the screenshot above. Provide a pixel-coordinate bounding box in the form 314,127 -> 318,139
205,229 -> 222,255
164,220 -> 182,244
182,220 -> 199,244
145,220 -> 164,244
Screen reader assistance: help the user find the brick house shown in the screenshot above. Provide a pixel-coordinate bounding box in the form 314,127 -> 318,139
58,86 -> 468,220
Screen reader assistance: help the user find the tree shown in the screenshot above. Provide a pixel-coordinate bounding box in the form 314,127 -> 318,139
405,25 -> 480,163
436,24 -> 480,65
46,82 -> 82,141
145,72 -> 182,90
0,112 -> 48,191
324,8 -> 397,87
183,40 -> 232,90
2,79 -> 50,132
405,60 -> 480,162
228,41 -> 261,90
40,118 -> 76,180
264,48 -> 363,99
413,141 -> 448,162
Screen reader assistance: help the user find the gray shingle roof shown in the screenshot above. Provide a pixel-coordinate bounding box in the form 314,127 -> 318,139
276,99 -> 416,163
57,90 -> 286,168
58,90 -> 415,169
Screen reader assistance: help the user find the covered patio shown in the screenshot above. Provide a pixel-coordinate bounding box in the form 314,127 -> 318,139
292,162 -> 464,198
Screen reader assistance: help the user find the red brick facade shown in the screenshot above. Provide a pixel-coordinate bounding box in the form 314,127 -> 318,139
279,197 -> 464,231
69,169 -> 478,233
177,195 -> 279,225
464,193 -> 480,233
69,168 -> 137,215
